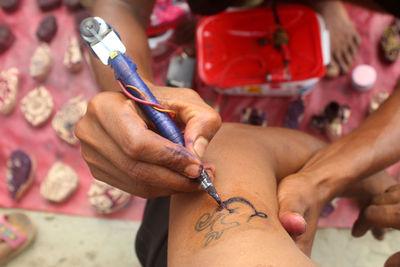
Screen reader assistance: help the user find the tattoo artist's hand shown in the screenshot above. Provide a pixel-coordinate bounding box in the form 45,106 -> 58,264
75,85 -> 221,198
277,173 -> 326,256
352,184 -> 400,267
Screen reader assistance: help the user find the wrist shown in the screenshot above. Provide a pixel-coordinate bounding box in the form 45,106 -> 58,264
300,166 -> 353,204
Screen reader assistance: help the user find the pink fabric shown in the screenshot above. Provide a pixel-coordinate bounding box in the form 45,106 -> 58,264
0,2 -> 399,229
0,2 -> 146,221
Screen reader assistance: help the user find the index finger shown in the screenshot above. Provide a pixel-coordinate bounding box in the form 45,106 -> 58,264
90,92 -> 203,178
364,203 -> 400,229
372,185 -> 400,205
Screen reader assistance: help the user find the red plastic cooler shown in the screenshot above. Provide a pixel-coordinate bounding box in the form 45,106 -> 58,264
196,5 -> 330,96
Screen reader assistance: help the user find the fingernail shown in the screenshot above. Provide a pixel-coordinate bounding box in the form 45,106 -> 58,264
184,164 -> 201,178
194,136 -> 209,158
293,213 -> 307,234
280,212 -> 307,236
293,212 -> 307,224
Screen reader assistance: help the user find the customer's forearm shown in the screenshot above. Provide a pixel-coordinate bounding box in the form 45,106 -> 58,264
302,86 -> 400,200
90,0 -> 155,91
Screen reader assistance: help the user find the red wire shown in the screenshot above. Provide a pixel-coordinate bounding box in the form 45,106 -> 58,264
118,80 -> 176,118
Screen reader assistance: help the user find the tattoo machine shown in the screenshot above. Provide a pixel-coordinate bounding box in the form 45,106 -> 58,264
79,17 -> 222,205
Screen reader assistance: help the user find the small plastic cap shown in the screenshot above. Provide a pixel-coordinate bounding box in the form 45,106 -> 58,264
351,64 -> 377,92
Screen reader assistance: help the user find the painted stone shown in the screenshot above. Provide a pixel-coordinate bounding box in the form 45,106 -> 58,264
21,86 -> 54,127
369,92 -> 389,114
284,97 -> 305,129
37,0 -> 61,11
6,150 -> 35,201
310,101 -> 351,141
63,0 -> 81,10
0,0 -> 20,13
40,162 -> 79,202
0,67 -> 19,115
0,24 -> 14,54
88,180 -> 131,214
36,15 -> 57,43
63,36 -> 83,73
241,107 -> 267,126
30,43 -> 52,82
52,95 -> 87,145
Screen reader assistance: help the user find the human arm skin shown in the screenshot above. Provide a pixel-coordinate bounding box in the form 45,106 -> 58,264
75,0 -> 221,198
169,124 -> 321,266
278,85 -> 400,249
304,86 -> 400,200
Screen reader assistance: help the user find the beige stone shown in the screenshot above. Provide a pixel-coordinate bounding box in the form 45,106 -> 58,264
52,95 -> 87,145
88,180 -> 131,214
40,162 -> 79,202
64,36 -> 83,73
21,86 -> 54,127
30,43 -> 52,82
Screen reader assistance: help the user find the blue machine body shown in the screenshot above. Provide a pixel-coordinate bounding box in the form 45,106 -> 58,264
109,53 -> 185,147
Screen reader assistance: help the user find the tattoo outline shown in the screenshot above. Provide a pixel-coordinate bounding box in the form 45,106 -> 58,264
194,197 -> 268,247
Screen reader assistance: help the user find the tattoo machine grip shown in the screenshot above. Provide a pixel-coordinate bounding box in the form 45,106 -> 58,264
110,53 -> 185,146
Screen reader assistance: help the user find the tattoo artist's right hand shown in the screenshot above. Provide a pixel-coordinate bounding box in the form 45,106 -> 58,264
75,86 -> 221,198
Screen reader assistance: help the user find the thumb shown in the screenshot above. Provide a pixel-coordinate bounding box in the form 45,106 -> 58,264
278,180 -> 308,237
278,175 -> 323,256
184,115 -> 221,159
352,205 -> 374,238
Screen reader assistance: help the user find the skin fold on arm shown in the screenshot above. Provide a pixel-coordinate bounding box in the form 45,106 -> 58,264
168,123 -> 326,267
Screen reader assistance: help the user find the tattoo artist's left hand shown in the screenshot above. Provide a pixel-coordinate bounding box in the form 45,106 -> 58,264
277,172 -> 326,256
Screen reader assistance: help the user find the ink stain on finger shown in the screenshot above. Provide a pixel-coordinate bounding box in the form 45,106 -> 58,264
195,196 -> 268,247
164,146 -> 198,161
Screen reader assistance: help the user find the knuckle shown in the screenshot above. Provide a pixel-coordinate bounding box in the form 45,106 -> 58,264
80,148 -> 91,164
88,166 -> 105,182
74,119 -> 88,141
181,88 -> 200,99
207,110 -> 222,129
161,146 -> 195,171
83,154 -> 101,171
86,95 -> 102,116
121,137 -> 144,159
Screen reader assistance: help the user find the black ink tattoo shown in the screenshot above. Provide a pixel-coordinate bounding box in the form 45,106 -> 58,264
194,197 -> 268,247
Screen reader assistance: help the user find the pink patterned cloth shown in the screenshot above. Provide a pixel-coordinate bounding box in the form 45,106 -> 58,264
0,2 -> 146,221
